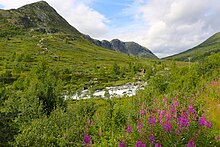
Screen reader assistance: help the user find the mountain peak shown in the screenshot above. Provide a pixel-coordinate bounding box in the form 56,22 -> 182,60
0,1 -> 80,35
18,1 -> 53,12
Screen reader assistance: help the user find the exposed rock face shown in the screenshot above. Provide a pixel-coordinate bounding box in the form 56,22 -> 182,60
84,35 -> 158,58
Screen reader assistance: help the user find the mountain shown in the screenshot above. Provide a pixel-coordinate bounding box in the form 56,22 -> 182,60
0,1 -> 157,58
84,35 -> 158,58
0,1 -> 158,90
0,1 -> 80,35
165,32 -> 220,61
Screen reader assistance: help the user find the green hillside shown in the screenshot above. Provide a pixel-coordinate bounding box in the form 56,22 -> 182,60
0,1 -> 158,91
165,32 -> 220,61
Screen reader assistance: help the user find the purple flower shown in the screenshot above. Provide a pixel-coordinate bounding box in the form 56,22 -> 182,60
178,116 -> 190,128
187,140 -> 196,147
137,123 -> 144,132
162,122 -> 172,133
149,134 -> 154,144
155,143 -> 162,147
148,116 -> 156,126
83,134 -> 90,145
136,141 -> 146,147
173,99 -> 178,107
158,110 -> 164,122
126,125 -> 132,133
170,106 -> 176,113
216,136 -> 220,140
198,117 -> 212,128
140,109 -> 145,115
119,141 -> 126,147
162,98 -> 167,103
188,104 -> 195,114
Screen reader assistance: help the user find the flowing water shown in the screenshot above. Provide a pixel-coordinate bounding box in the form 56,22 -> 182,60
65,81 -> 147,100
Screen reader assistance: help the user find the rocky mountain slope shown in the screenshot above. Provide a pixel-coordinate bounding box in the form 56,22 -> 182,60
85,35 -> 158,58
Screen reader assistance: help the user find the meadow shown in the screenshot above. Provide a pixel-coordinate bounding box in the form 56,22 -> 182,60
1,46 -> 220,146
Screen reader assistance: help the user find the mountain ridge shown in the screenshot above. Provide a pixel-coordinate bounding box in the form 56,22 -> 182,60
0,1 -> 157,59
84,35 -> 158,58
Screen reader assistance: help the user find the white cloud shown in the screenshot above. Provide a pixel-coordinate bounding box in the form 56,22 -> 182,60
0,0 -> 108,37
105,0 -> 220,58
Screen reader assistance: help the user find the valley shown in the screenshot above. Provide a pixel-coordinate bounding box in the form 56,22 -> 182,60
0,1 -> 220,147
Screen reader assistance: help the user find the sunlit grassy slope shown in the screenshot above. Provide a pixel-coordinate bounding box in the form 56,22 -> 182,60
165,32 -> 220,61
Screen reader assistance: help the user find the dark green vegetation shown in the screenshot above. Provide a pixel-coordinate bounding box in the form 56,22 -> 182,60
165,32 -> 220,61
0,1 -> 220,147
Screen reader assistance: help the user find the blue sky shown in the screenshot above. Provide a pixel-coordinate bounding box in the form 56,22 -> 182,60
0,4 -> 4,9
0,0 -> 220,58
91,0 -> 134,27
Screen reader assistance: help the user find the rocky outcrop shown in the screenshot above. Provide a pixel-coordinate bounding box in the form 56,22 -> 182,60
84,35 -> 158,58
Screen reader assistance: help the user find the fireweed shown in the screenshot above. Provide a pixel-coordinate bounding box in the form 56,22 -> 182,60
83,79 -> 220,146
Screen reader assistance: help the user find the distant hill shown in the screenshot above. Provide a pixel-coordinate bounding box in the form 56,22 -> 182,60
165,32 -> 220,61
0,1 -> 157,58
85,35 -> 158,58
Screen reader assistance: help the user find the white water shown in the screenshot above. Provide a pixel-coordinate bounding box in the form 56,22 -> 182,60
65,81 -> 147,100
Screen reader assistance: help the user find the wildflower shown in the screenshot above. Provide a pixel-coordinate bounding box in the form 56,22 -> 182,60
178,116 -> 190,128
187,139 -> 196,147
155,143 -> 162,147
162,122 -> 172,133
136,141 -> 146,147
83,134 -> 90,145
198,117 -> 212,128
158,110 -> 164,122
149,134 -> 154,144
126,125 -> 132,133
188,104 -> 194,114
162,97 -> 167,103
175,129 -> 181,135
181,111 -> 189,118
216,136 -> 220,140
170,106 -> 176,113
119,141 -> 126,147
148,116 -> 156,126
173,99 -> 178,107
137,123 -> 144,132
140,109 -> 145,115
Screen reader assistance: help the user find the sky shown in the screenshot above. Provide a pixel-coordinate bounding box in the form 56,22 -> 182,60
0,0 -> 220,58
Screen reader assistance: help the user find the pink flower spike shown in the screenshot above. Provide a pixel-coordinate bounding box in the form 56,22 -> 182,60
188,104 -> 195,114
148,116 -> 156,126
162,97 -> 167,103
173,100 -> 178,107
140,110 -> 145,115
187,140 -> 196,147
149,134 -> 154,144
155,143 -> 162,147
126,125 -> 132,133
136,141 -> 146,147
137,123 -> 144,132
83,134 -> 91,145
119,141 -> 126,147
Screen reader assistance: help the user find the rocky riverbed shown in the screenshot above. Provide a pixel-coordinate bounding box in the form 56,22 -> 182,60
65,81 -> 147,100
